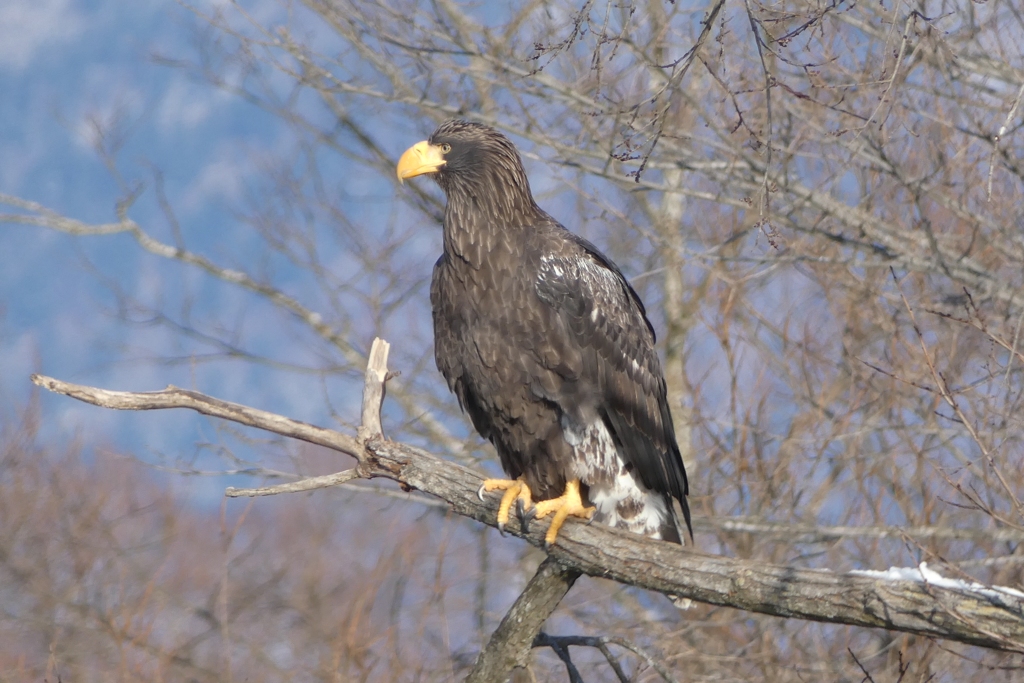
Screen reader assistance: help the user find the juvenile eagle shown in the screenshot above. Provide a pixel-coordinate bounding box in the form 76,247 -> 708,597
397,120 -> 691,547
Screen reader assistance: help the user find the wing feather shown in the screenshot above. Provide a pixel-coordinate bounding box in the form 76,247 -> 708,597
534,231 -> 691,536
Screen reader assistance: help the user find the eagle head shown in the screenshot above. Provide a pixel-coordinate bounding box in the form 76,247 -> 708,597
397,120 -> 536,216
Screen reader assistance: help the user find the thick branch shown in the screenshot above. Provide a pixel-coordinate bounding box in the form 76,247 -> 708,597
30,373 -> 1024,653
466,557 -> 580,683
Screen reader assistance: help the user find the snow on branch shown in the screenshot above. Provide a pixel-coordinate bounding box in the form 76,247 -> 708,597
851,563 -> 1024,603
29,340 -> 1024,656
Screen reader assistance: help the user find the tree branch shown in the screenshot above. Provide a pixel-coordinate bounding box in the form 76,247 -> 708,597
30,370 -> 1024,655
534,633 -> 677,683
225,469 -> 360,498
29,373 -> 365,459
698,517 -> 1024,544
466,557 -> 580,683
357,337 -> 390,442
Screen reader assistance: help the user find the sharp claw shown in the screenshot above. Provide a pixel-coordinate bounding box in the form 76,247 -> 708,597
497,521 -> 507,537
477,482 -> 487,501
516,498 -> 530,534
520,504 -> 537,529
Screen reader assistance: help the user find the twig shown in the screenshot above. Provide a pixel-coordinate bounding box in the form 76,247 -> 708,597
541,637 -> 585,683
987,80 -> 1024,202
225,469 -> 360,497
849,7 -> 917,149
704,516 -> 1024,543
632,0 -> 725,181
533,634 -> 627,683
743,0 -> 774,224
848,647 -> 877,683
608,637 -> 679,683
890,270 -> 1024,521
534,633 -> 680,683
465,557 -> 581,683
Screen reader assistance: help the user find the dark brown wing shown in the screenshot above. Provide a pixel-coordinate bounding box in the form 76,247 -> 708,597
431,254 -> 470,417
534,229 -> 691,537
431,249 -> 576,501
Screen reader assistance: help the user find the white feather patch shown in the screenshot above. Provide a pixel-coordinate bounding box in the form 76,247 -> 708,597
562,418 -> 669,539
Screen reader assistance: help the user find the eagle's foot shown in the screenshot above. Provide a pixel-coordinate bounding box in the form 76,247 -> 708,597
532,479 -> 595,548
478,477 -> 533,535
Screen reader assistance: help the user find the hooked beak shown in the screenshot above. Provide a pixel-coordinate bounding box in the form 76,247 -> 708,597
396,141 -> 446,182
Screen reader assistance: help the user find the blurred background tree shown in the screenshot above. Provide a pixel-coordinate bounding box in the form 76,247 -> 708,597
2,0 -> 1023,680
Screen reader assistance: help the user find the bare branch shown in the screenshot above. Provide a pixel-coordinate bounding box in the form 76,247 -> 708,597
466,557 -> 580,683
30,371 -> 1024,654
224,337 -> 388,498
29,374 -> 365,461
700,517 -> 1024,544
987,79 -> 1024,202
631,0 -> 726,181
534,633 -> 658,683
891,271 -> 1024,521
224,469 -> 360,498
743,0 -> 774,225
357,337 -> 391,442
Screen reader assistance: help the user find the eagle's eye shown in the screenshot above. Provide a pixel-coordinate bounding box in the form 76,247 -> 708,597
441,143 -> 452,153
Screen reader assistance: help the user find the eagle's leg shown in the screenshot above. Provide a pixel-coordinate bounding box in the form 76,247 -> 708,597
478,477 -> 533,534
532,479 -> 596,548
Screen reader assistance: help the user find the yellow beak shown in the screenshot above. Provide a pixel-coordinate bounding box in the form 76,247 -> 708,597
396,141 -> 446,182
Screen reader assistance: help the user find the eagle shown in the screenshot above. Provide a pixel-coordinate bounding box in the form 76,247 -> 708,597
397,120 -> 691,547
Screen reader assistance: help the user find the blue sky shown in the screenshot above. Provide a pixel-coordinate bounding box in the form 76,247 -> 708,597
0,0 -> 414,481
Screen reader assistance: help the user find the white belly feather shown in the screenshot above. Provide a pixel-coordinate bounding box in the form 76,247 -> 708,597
561,417 -> 671,539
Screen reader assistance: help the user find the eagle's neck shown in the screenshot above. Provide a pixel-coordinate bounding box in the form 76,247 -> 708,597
440,171 -> 542,267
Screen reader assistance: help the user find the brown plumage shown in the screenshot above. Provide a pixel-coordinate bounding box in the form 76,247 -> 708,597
398,119 -> 691,545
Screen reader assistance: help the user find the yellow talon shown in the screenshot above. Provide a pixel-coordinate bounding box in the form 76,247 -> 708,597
478,477 -> 533,532
532,479 -> 595,547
